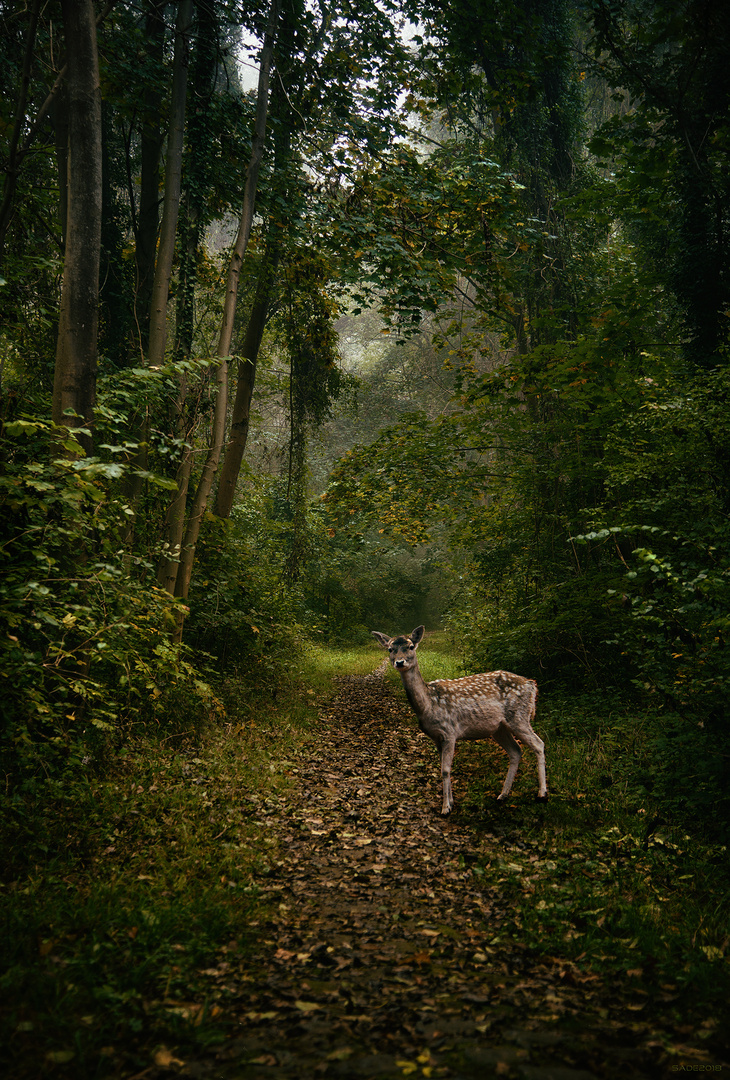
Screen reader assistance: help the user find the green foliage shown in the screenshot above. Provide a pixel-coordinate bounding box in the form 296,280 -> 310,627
183,481 -> 308,690
0,417 -> 218,777
571,368 -> 730,739
585,0 -> 730,364
334,138 -> 528,332
303,510 -> 451,641
458,688 -> 730,984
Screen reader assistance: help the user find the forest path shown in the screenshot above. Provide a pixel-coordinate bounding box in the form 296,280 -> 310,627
177,665 -> 722,1080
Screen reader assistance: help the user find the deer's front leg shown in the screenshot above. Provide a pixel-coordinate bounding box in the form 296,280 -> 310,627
440,739 -> 456,815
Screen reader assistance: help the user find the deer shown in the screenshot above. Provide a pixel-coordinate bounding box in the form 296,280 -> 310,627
372,626 -> 548,815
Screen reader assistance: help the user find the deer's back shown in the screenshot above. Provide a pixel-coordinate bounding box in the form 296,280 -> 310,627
423,670 -> 537,741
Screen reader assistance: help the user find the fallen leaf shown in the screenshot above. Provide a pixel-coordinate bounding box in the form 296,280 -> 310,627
294,999 -> 323,1012
45,1050 -> 75,1065
327,1047 -> 354,1060
410,951 -> 432,965
154,1047 -> 186,1068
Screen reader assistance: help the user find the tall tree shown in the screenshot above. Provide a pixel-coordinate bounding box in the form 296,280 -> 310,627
0,0 -> 41,265
147,0 -> 195,366
51,0 -> 103,444
161,0 -> 281,612
133,0 -> 167,359
586,0 -> 730,366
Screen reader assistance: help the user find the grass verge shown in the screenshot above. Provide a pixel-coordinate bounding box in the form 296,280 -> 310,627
0,641 -> 379,1079
452,689 -> 730,1041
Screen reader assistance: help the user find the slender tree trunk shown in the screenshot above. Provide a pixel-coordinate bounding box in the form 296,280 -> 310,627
157,442 -> 193,592
168,0 -> 280,628
134,0 -> 166,359
0,0 -> 41,263
147,0 -> 194,366
214,245 -> 279,517
214,19 -> 294,520
52,0 -> 102,447
173,0 -> 218,363
123,0 -> 192,550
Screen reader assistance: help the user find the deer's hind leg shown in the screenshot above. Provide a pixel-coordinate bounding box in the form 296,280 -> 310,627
519,727 -> 548,800
492,722 -> 522,800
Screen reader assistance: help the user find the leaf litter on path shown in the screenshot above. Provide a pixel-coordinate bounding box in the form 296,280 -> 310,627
168,666 -> 727,1080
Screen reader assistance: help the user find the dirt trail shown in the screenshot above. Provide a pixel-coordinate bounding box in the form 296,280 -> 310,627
178,665 -> 726,1080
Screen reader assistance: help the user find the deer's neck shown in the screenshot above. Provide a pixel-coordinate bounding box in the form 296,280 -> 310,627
398,662 -> 432,717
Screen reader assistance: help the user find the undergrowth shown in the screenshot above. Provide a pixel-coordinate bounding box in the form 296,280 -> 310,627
0,644 -> 348,1079
453,691 -> 730,1024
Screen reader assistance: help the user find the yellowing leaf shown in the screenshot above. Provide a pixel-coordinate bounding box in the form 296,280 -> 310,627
45,1050 -> 75,1065
701,945 -> 724,961
294,1000 -> 322,1012
154,1047 -> 185,1068
327,1047 -> 354,1061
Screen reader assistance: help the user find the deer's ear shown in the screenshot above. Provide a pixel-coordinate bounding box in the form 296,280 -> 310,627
371,631 -> 391,649
410,625 -> 425,647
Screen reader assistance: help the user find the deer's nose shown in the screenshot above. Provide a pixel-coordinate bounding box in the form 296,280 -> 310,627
395,659 -> 405,668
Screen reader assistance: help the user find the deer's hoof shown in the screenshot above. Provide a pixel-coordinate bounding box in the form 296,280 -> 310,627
536,793 -> 549,803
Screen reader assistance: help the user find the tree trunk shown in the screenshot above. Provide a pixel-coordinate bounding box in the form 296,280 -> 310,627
0,0 -> 116,265
0,0 -> 42,263
168,0 -> 280,627
51,86 -> 70,250
52,0 -> 102,447
157,441 -> 194,593
147,0 -> 194,367
214,245 -> 279,518
214,12 -> 296,520
173,0 -> 218,363
123,0 -> 192,550
133,0 -> 167,359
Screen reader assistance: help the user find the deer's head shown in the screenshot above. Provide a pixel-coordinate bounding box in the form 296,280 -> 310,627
372,625 -> 425,670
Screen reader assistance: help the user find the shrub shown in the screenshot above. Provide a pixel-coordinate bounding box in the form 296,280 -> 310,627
0,418 -> 219,777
